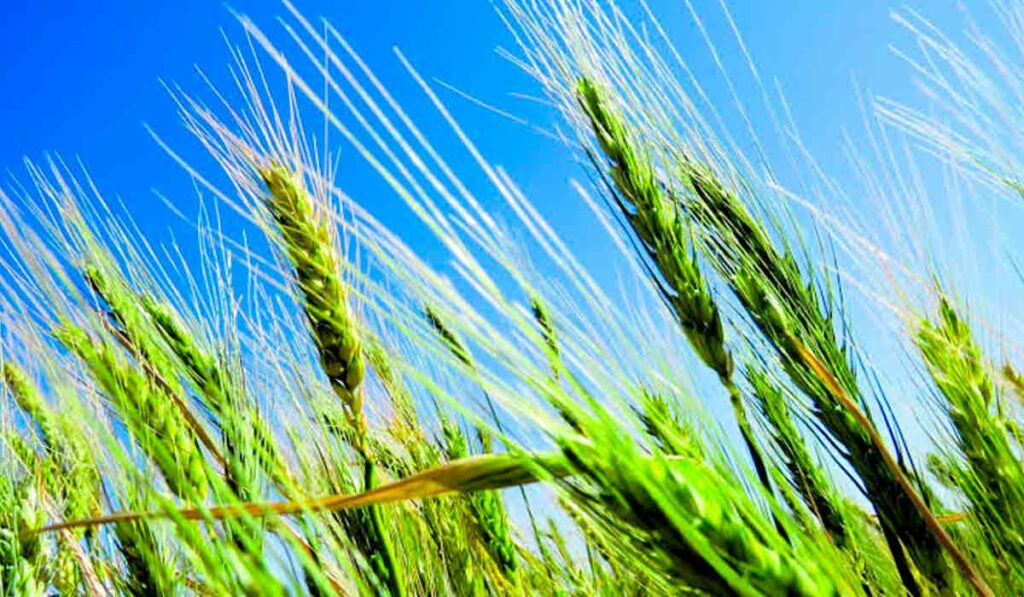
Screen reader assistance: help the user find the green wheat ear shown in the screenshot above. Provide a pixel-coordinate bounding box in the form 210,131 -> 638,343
4,363 -> 102,531
4,365 -> 62,454
529,294 -> 561,376
576,77 -> 777,505
425,306 -> 519,582
527,294 -> 591,436
673,113 -> 959,592
259,165 -> 365,420
576,78 -> 730,380
365,339 -> 418,432
140,294 -> 291,487
747,367 -> 849,544
1002,363 -> 1024,406
635,388 -> 704,460
553,430 -> 838,596
113,485 -> 176,596
258,162 -> 405,596
0,474 -> 46,595
917,295 -> 1024,564
55,324 -> 210,501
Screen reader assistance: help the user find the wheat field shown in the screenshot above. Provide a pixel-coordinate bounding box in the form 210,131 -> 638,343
2,1 -> 1023,595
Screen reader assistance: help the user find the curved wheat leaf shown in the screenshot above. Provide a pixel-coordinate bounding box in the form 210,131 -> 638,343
29,453 -> 567,536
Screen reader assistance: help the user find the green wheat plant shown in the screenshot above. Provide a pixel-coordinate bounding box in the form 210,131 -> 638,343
2,0 -> 1024,595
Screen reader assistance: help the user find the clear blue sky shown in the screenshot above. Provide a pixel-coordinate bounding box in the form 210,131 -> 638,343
0,0 -> 962,244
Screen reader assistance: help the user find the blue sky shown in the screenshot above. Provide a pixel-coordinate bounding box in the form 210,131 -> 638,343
1,0 -> 961,237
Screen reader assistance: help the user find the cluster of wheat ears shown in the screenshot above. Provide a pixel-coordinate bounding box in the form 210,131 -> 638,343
2,0 -> 1024,595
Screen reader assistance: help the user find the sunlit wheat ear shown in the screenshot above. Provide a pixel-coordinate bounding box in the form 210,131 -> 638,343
54,325 -> 210,501
452,447 -> 520,580
683,151 -> 959,591
526,295 -> 587,433
576,69 -> 967,591
791,336 -> 990,595
140,295 -> 291,488
258,162 -> 406,595
364,338 -> 418,432
1003,364 -> 1024,407
529,295 -> 561,379
576,78 -> 730,381
82,263 -> 178,384
257,166 -> 359,425
424,305 -> 473,369
0,474 -> 46,595
553,432 -> 838,596
364,338 -> 447,482
81,263 -> 225,466
466,477 -> 518,579
4,418 -> 103,593
139,295 -> 276,555
110,481 -> 178,596
138,295 -> 228,412
916,296 -> 1024,564
423,306 -> 519,580
422,304 -> 504,446
114,518 -> 175,595
3,363 -> 102,529
4,365 -> 62,457
259,164 -> 366,427
634,388 -> 705,460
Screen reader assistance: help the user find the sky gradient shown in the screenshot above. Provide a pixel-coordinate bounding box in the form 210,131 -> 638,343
1,0 -> 962,235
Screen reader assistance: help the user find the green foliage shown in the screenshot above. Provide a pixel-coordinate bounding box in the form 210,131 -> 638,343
0,1 -> 1020,595
917,297 -> 1024,586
